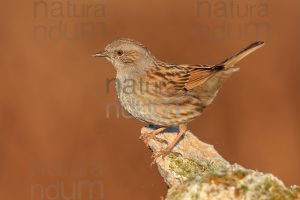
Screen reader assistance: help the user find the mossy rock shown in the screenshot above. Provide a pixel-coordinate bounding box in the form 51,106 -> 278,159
167,166 -> 299,200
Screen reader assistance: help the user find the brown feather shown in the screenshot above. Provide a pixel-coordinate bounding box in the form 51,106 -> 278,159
185,65 -> 221,90
219,41 -> 265,68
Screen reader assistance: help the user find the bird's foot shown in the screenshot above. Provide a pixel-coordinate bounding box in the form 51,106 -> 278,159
151,148 -> 171,165
139,134 -> 151,144
139,134 -> 146,141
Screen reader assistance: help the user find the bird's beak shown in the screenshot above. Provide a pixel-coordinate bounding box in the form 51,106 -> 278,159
92,50 -> 108,57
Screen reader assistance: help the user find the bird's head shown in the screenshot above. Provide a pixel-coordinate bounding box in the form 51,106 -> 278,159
93,38 -> 155,77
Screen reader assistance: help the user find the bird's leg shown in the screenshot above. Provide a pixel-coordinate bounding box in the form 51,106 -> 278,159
140,126 -> 167,145
152,124 -> 187,161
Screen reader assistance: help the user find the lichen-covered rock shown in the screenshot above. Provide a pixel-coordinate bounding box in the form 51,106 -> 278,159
141,126 -> 230,187
166,165 -> 300,200
141,126 -> 300,200
168,153 -> 227,181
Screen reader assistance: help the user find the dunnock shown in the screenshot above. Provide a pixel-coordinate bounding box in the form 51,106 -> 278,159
93,38 -> 265,159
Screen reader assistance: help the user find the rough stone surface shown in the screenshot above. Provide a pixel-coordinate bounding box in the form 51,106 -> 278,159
141,126 -> 300,200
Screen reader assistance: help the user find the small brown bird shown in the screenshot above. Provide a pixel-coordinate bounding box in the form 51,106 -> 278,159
93,38 -> 265,159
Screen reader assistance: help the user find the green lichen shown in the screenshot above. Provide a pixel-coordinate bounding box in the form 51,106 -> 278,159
166,166 -> 300,200
201,169 -> 248,186
243,175 -> 298,200
167,153 -> 227,180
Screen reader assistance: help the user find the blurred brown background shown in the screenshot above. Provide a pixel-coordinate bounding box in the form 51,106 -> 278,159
0,0 -> 300,199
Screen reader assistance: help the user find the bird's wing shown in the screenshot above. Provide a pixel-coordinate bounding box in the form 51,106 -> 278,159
143,62 -> 189,95
144,62 -> 221,94
184,64 -> 224,90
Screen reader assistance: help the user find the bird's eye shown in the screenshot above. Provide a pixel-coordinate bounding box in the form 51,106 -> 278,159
116,50 -> 124,56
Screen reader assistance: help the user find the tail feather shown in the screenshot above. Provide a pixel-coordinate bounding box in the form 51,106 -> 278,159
219,41 -> 265,68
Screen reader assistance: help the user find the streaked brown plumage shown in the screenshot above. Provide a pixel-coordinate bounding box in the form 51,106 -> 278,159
93,38 -> 265,159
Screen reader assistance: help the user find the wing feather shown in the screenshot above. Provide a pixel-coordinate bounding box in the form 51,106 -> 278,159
145,62 -> 221,93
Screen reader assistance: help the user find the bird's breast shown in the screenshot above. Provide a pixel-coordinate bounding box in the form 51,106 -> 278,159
115,78 -> 204,126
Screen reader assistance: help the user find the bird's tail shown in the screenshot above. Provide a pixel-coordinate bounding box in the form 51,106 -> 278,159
218,41 -> 265,68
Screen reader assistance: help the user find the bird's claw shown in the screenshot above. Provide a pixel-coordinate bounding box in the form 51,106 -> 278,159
151,148 -> 171,164
139,134 -> 147,141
